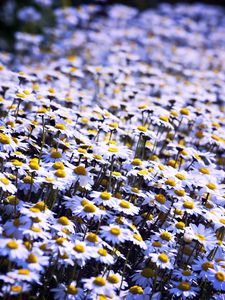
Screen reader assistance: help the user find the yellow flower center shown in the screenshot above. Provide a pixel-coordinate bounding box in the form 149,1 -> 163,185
158,253 -> 169,263
78,148 -> 87,154
94,277 -> 106,286
26,253 -> 38,263
34,201 -> 48,211
175,173 -> 186,180
58,216 -> 70,225
55,123 -> 66,130
138,169 -> 149,176
45,177 -> 55,182
110,227 -> 121,236
131,158 -> 142,166
109,122 -> 118,129
160,232 -> 172,241
74,166 -> 87,176
67,285 -> 78,295
81,199 -> 89,206
93,154 -> 102,160
107,274 -> 119,284
180,108 -> 190,115
165,179 -> 176,186
0,177 -> 10,185
176,222 -> 185,230
141,268 -> 155,278
86,233 -> 98,243
182,270 -> 192,276
31,227 -> 42,232
0,133 -> 11,144
29,162 -> 39,170
37,107 -> 48,114
108,147 -> 119,153
53,162 -> 64,170
7,240 -> 19,249
131,187 -> 139,193
195,131 -> 204,139
7,195 -> 19,205
98,248 -> 108,256
23,176 -> 34,184
183,201 -> 194,209
11,286 -> 23,293
18,269 -> 30,275
56,237 -> 67,245
48,87 -> 55,94
195,234 -> 206,241
11,159 -> 23,166
178,282 -> 191,291
100,191 -> 111,200
216,271 -> 225,282
129,285 -> 144,294
174,189 -> 185,197
55,170 -> 66,178
119,200 -> 130,209
84,203 -> 97,213
199,168 -> 210,174
157,164 -> 164,171
206,183 -> 217,190
152,241 -> 162,247
159,115 -> 169,122
133,233 -> 143,242
112,171 -> 121,177
211,134 -> 220,141
29,207 -> 40,213
155,194 -> 166,204
137,125 -> 147,132
74,244 -> 85,253
50,150 -> 62,159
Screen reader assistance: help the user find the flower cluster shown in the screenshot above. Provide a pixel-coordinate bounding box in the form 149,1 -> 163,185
0,2 -> 225,300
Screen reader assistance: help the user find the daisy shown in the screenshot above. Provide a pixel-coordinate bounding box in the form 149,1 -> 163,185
2,283 -> 31,297
192,257 -> 215,279
51,281 -> 83,300
0,238 -> 29,260
0,173 -> 17,194
23,226 -> 51,240
130,232 -> 147,249
52,216 -> 75,234
0,132 -> 17,152
106,271 -> 125,290
82,276 -> 113,297
149,252 -> 175,269
186,223 -> 217,251
72,164 -> 93,187
208,265 -> 225,291
42,148 -> 68,163
21,250 -> 49,272
114,199 -> 140,216
95,247 -> 114,265
122,285 -> 150,300
3,217 -> 28,239
7,268 -> 40,283
91,190 -> 118,208
169,280 -> 199,299
74,201 -> 107,221
100,224 -> 130,245
71,241 -> 95,266
173,198 -> 203,216
131,268 -> 156,288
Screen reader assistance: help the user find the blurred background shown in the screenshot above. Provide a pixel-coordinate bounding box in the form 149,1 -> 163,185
0,0 -> 224,51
